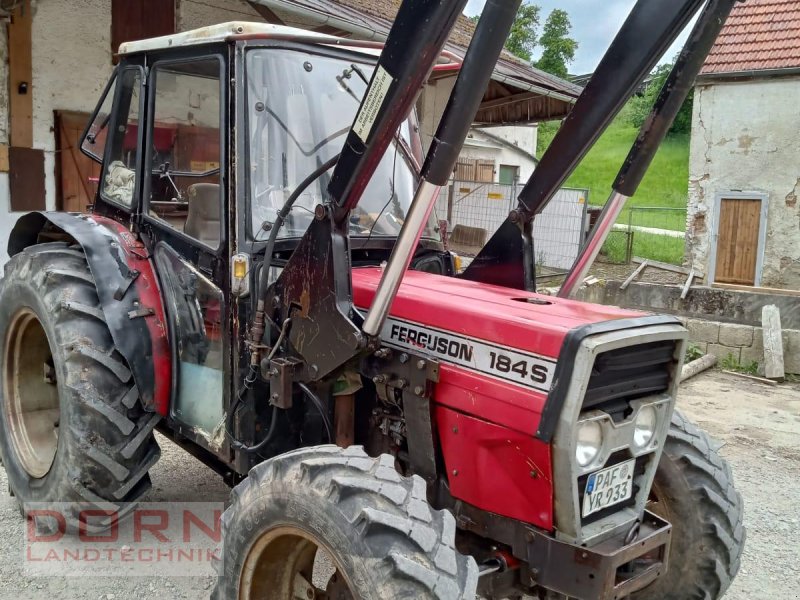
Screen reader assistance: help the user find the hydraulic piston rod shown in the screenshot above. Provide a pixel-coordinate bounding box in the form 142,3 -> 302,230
362,0 -> 522,336
558,0 -> 739,298
461,0 -> 708,290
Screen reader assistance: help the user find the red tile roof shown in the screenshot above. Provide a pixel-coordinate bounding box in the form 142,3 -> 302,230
702,0 -> 800,75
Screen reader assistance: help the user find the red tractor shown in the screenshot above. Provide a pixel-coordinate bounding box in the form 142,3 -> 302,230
0,0 -> 743,598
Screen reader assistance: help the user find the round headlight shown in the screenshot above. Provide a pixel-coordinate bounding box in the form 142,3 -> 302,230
576,420 -> 603,467
633,405 -> 657,449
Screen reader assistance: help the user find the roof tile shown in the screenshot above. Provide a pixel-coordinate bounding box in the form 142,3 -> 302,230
702,0 -> 800,74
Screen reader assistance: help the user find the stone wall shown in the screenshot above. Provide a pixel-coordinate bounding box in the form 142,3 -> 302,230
682,318 -> 800,375
576,280 -> 800,375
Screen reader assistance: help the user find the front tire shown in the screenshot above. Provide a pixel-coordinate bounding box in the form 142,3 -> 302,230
0,243 -> 161,527
635,410 -> 745,600
214,445 -> 478,599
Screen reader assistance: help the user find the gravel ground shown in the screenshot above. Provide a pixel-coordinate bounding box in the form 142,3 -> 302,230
0,370 -> 797,599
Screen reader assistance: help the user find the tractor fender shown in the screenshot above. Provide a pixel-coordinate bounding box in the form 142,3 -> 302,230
7,212 -> 171,415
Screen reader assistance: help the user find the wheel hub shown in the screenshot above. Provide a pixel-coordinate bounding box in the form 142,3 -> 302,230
3,309 -> 60,478
240,526 -> 355,600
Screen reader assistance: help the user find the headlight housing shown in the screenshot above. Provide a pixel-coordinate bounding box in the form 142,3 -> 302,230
576,420 -> 603,467
633,405 -> 657,449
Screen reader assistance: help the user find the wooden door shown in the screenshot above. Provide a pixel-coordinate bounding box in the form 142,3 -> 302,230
56,111 -> 101,213
715,197 -> 762,285
454,159 -> 495,183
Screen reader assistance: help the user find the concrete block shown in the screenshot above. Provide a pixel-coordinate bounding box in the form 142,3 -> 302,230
707,343 -> 741,364
740,332 -> 765,371
687,318 -> 720,344
783,329 -> 800,375
719,324 -> 754,347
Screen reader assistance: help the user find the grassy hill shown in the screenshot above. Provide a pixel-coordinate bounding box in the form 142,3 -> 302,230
538,108 -> 691,264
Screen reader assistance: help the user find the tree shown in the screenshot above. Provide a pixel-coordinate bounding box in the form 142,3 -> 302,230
535,9 -> 578,78
504,3 -> 540,62
628,61 -> 693,136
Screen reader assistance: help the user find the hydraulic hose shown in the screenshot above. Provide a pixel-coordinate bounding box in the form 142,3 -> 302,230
229,319 -> 291,453
256,153 -> 341,303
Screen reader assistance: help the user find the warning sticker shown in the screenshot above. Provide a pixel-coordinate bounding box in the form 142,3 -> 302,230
353,66 -> 394,143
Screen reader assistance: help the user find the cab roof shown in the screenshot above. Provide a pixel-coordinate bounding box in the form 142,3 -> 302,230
118,21 -> 362,56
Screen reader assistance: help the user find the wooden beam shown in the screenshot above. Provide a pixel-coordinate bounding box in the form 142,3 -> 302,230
621,260 -> 648,290
478,90 -> 540,111
681,353 -> 717,382
248,2 -> 286,24
712,282 -> 800,297
8,0 -> 33,148
632,257 -> 704,278
0,144 -> 9,173
680,268 -> 696,300
762,305 -> 785,381
721,370 -> 778,387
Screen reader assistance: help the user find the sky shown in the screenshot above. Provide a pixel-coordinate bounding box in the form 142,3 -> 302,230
464,0 -> 693,75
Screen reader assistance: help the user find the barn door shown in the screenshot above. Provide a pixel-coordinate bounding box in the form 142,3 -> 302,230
56,111 -> 101,212
713,195 -> 766,286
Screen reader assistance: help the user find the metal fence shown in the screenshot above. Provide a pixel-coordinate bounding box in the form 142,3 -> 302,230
599,206 -> 688,265
437,180 -> 589,273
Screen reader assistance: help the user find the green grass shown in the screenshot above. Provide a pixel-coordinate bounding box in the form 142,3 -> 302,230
600,230 -> 684,265
540,106 -> 689,210
539,105 -> 691,264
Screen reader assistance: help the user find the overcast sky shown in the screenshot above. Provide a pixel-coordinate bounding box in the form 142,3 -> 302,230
464,0 -> 693,74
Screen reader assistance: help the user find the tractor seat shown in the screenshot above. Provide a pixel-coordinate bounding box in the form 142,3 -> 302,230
184,183 -> 221,247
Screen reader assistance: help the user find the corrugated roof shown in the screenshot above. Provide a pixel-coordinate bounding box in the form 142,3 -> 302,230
254,0 -> 582,123
702,0 -> 800,75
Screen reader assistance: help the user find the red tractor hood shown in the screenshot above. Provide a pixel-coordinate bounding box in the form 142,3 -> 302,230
352,267 -> 645,434
352,267 -> 642,360
352,268 -> 653,529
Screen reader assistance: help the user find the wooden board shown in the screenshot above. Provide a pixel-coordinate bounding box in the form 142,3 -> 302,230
762,305 -> 785,381
0,145 -> 9,173
8,0 -> 33,148
55,111 -> 101,213
9,147 -> 45,211
715,197 -> 761,286
712,282 -> 800,298
111,0 -> 176,61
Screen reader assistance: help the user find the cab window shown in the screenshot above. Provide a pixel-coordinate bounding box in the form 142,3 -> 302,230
99,67 -> 143,208
147,58 -> 223,249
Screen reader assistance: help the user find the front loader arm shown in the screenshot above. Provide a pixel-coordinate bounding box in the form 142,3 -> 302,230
462,0 -> 739,292
262,0 -> 519,385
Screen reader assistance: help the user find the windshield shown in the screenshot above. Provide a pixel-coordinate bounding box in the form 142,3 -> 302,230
246,48 -> 436,240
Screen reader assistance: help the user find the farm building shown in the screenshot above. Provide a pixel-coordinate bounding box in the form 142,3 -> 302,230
0,0 -> 580,264
686,0 -> 800,290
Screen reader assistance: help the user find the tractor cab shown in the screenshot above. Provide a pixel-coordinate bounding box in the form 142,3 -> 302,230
78,22 -> 452,455
81,22 -> 448,263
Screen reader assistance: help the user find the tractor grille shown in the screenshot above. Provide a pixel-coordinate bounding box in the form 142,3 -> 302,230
583,341 -> 677,417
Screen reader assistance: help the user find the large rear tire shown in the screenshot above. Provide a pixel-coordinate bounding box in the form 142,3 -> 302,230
0,243 -> 161,527
634,410 -> 745,600
214,445 -> 478,600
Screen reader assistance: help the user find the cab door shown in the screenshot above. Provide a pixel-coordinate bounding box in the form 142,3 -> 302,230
138,51 -> 231,452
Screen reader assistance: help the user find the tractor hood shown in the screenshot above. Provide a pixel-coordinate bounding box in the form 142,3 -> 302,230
351,267 -> 672,437
352,267 -> 643,361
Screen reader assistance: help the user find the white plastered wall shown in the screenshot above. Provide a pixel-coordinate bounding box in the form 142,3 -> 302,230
687,77 -> 800,290
0,21 -> 12,264
461,129 -> 537,183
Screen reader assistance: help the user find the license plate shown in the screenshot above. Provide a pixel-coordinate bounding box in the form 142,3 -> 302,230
582,459 -> 635,517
